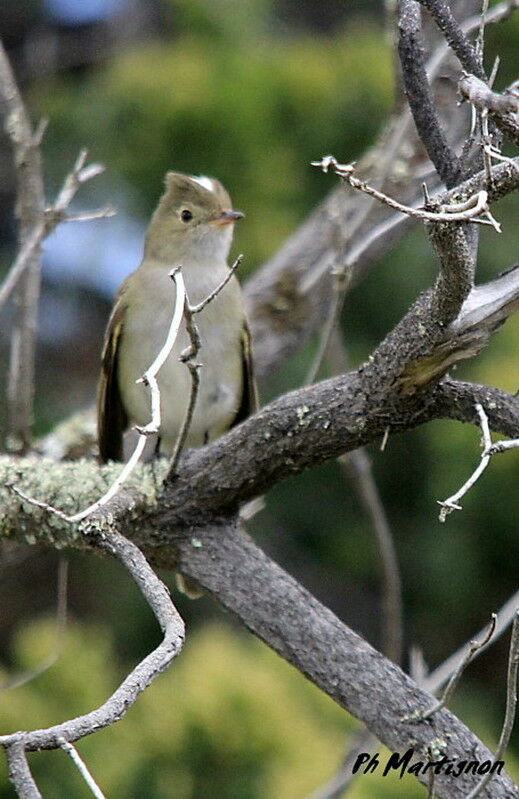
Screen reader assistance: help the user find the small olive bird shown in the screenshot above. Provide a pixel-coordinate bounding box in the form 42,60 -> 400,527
97,172 -> 257,463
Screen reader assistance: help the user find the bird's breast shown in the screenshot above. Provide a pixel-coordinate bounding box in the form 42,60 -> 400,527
118,262 -> 244,452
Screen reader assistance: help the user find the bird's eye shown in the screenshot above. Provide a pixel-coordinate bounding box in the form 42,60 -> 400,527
180,209 -> 193,222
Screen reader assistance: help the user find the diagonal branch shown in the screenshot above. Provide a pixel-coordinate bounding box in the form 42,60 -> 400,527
417,0 -> 486,79
161,520 -> 517,799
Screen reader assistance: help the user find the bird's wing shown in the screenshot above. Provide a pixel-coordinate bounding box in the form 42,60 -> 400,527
97,285 -> 129,462
231,318 -> 259,427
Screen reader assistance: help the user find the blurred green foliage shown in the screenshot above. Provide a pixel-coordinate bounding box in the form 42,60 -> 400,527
1,618 -> 516,796
32,8 -> 392,270
0,618 -> 437,798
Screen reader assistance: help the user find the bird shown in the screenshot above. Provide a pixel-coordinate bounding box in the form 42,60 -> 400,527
97,171 -> 257,464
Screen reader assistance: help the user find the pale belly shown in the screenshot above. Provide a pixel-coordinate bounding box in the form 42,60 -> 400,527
118,266 -> 244,455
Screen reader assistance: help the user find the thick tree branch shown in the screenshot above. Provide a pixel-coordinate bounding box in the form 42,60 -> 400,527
417,0 -> 519,145
144,521 -> 517,799
417,0 -> 486,79
398,0 -> 463,188
2,248 -> 518,540
430,379 -> 519,437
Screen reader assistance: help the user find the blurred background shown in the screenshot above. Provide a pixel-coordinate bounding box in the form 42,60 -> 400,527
0,0 -> 518,796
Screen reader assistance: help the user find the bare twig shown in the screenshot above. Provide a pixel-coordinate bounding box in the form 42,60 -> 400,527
0,222 -> 45,312
0,531 -> 185,754
0,42 -> 46,454
304,266 -> 349,386
168,298 -> 201,476
327,327 -> 403,665
465,611 -> 519,799
419,614 -> 497,720
56,206 -> 116,223
189,253 -> 243,313
311,157 -> 500,229
425,588 -> 519,692
427,767 -> 436,799
0,559 -> 68,690
341,450 -> 403,665
59,739 -> 106,799
438,403 -> 492,521
476,0 -> 490,60
486,438 -> 519,455
168,254 -> 244,475
0,165 -> 111,315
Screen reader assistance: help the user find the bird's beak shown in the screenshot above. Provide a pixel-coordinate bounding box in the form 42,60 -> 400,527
211,209 -> 245,226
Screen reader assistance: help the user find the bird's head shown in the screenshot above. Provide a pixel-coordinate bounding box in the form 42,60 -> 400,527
144,172 -> 244,263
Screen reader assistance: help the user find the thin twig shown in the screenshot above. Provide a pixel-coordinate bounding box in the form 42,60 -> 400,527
304,267 -> 349,385
55,206 -> 116,224
427,767 -> 436,799
0,42 -> 46,454
420,614 -> 497,720
465,611 -> 519,799
476,0 -> 490,60
168,296 -> 201,476
0,222 -> 45,312
311,157 -> 500,230
190,253 -> 243,313
486,438 -> 519,455
0,171 -> 111,315
0,531 -> 185,753
59,739 -> 106,799
303,727 -> 378,799
168,254 -> 245,475
425,589 -> 519,693
0,559 -> 68,690
438,403 -> 492,521
327,327 -> 403,665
